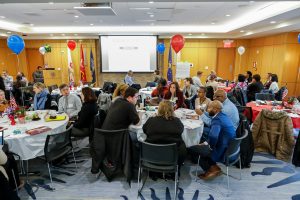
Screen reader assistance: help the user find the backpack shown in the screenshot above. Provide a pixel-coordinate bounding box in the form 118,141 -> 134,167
97,92 -> 112,113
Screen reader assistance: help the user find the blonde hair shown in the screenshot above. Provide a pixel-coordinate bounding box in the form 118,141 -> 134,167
157,100 -> 175,120
113,83 -> 129,98
33,82 -> 46,89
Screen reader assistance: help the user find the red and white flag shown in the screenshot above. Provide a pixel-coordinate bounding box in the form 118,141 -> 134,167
9,92 -> 18,110
80,44 -> 87,83
67,48 -> 75,84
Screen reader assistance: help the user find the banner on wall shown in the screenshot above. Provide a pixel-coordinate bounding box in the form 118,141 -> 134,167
176,62 -> 191,79
80,44 -> 87,82
167,44 -> 173,82
67,48 -> 74,84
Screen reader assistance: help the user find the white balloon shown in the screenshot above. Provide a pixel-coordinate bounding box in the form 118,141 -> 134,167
237,46 -> 245,55
39,46 -> 46,55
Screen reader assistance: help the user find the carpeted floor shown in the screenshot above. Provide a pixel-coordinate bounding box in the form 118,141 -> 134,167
18,150 -> 300,200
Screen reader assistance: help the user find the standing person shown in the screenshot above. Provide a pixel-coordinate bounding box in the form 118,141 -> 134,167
124,70 -> 135,86
72,87 -> 98,138
189,100 -> 236,180
164,82 -> 185,109
195,86 -> 211,111
58,83 -> 82,120
101,87 -> 140,130
17,72 -> 28,86
143,100 -> 186,173
33,82 -> 52,110
269,74 -> 279,94
247,74 -> 264,102
32,66 -> 44,83
264,73 -> 272,89
245,71 -> 252,84
192,71 -> 203,89
183,78 -> 198,108
206,70 -> 217,82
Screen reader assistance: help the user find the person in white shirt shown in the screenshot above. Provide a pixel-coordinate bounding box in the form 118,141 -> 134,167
2,70 -> 13,91
124,70 -> 135,86
269,74 -> 279,94
58,83 -> 82,119
192,71 -> 203,89
205,75 -> 218,91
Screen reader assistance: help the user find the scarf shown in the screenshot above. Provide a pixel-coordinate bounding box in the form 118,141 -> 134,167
34,90 -> 48,110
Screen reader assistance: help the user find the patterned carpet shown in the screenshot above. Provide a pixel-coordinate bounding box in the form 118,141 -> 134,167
18,150 -> 300,200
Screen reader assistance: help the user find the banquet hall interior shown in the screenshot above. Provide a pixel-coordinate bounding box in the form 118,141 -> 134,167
0,0 -> 300,200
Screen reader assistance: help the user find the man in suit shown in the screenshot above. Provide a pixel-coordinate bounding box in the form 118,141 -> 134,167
189,100 -> 236,180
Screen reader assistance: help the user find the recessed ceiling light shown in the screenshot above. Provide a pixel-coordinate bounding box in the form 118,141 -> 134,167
30,23 -> 34,26
226,14 -> 231,17
147,12 -> 154,15
74,15 -> 79,18
211,22 -> 215,25
7,31 -> 11,34
61,33 -> 65,36
240,30 -> 245,32
90,23 -> 94,26
48,2 -> 54,4
249,1 -> 255,3
188,33 -> 192,36
149,15 -> 154,18
270,21 -> 276,24
74,34 -> 78,36
0,16 -> 5,19
149,1 -> 154,4
130,8 -> 150,10
150,23 -> 154,26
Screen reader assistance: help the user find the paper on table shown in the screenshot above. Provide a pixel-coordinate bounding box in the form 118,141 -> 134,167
288,113 -> 300,118
182,120 -> 201,129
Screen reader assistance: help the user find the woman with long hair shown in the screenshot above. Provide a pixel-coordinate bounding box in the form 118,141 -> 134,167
164,82 -> 185,109
112,83 -> 129,102
33,82 -> 52,110
269,74 -> 279,94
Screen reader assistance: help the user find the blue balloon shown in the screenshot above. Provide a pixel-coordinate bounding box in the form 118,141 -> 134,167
157,43 -> 165,54
298,33 -> 300,43
7,35 -> 25,55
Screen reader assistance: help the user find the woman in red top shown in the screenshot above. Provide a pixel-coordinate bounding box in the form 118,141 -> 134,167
164,82 -> 186,109
151,78 -> 169,98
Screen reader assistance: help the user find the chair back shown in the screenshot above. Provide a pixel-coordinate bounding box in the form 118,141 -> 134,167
47,84 -> 58,94
225,129 -> 248,165
255,93 -> 275,101
145,82 -> 157,87
237,106 -> 253,124
206,86 -> 214,101
44,126 -> 73,162
275,86 -> 288,101
140,142 -> 178,166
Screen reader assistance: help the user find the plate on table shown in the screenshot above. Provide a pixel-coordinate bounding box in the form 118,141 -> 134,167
32,117 -> 41,121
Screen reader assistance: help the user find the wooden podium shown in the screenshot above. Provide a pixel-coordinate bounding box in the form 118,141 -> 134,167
43,70 -> 62,86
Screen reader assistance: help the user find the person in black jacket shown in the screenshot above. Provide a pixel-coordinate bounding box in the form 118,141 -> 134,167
33,82 -> 52,110
143,100 -> 187,172
247,74 -> 264,102
101,87 -> 140,130
72,87 -> 98,138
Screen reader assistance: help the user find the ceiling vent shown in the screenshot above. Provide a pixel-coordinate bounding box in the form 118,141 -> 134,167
74,3 -> 116,16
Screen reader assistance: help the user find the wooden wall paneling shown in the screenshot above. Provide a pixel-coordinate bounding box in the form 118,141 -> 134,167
270,44 -> 286,84
281,44 -> 300,83
181,47 -> 199,77
260,46 -> 274,79
26,48 -> 44,82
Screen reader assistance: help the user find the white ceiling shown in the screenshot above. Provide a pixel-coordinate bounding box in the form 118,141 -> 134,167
0,1 -> 299,39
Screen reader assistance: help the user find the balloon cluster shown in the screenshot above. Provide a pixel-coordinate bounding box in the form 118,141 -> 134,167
7,35 -> 25,55
39,44 -> 51,55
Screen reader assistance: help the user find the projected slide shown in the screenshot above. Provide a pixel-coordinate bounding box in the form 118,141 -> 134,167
101,36 -> 157,72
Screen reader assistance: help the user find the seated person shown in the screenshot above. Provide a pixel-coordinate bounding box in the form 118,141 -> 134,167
183,77 -> 197,108
33,82 -> 52,110
112,83 -> 129,103
264,73 -> 272,89
143,100 -> 186,172
269,74 -> 279,94
150,78 -> 169,106
58,84 -> 82,119
124,70 -> 135,86
189,100 -> 236,180
196,89 -> 239,131
153,70 -> 162,83
195,86 -> 211,111
101,87 -> 140,130
0,89 -> 9,112
164,82 -> 185,109
0,147 -> 20,200
205,75 -> 218,91
72,87 -> 98,138
247,74 -> 264,102
245,71 -> 253,84
235,74 -> 247,90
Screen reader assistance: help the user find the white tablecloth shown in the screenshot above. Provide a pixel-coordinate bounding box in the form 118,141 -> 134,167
3,111 -> 68,160
51,87 -> 101,96
139,87 -> 155,103
129,108 -> 203,147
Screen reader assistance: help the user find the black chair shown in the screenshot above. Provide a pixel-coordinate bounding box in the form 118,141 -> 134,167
255,93 -> 275,101
236,106 -> 253,124
145,82 -> 156,87
138,142 -> 179,199
206,86 -> 214,101
44,126 -> 77,188
47,84 -> 58,94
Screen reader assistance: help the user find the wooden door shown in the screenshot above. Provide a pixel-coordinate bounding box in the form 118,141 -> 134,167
26,48 -> 44,82
216,48 -> 235,81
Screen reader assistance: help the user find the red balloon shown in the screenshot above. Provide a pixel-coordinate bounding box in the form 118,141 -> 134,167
67,40 -> 76,51
171,34 -> 185,53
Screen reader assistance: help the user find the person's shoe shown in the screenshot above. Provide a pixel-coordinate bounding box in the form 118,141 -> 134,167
198,165 -> 222,180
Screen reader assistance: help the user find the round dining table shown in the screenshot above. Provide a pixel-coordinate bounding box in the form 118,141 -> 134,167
139,87 -> 155,104
129,108 -> 204,147
246,101 -> 300,129
3,110 -> 68,160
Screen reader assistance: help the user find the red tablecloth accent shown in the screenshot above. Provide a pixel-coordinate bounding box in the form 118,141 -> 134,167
246,102 -> 300,129
219,87 -> 232,93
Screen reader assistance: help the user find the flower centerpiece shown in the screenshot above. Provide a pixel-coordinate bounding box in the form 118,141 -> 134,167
15,106 -> 26,124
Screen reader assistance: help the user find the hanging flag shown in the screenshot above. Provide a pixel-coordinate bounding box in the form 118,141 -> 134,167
90,48 -> 96,83
167,44 -> 173,82
67,48 -> 75,84
80,44 -> 87,83
9,91 -> 17,110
